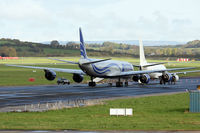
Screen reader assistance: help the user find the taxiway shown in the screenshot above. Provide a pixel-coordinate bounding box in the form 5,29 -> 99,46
0,77 -> 199,109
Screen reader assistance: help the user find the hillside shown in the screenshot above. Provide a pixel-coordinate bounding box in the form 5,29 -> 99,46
47,40 -> 185,46
0,38 -> 200,59
182,40 -> 200,48
0,38 -> 79,57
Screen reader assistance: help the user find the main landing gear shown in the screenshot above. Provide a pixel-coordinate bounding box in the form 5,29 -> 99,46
116,78 -> 128,87
125,81 -> 128,86
88,77 -> 96,87
89,77 -> 128,87
160,75 -> 166,85
160,79 -> 166,85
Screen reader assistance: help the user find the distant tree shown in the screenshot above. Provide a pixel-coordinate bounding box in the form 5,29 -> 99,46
50,40 -> 60,48
66,42 -> 79,49
0,46 -> 17,57
184,40 -> 200,48
155,49 -> 161,55
8,47 -> 17,56
66,41 -> 76,45
172,48 -> 178,56
13,39 -> 21,45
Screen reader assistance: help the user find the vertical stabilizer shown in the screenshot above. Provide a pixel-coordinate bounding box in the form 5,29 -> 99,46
139,40 -> 147,66
79,28 -> 88,59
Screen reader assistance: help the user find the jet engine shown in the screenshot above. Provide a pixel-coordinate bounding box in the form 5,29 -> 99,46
132,74 -> 150,84
132,75 -> 140,82
162,73 -> 173,82
172,75 -> 179,82
44,70 -> 56,81
139,74 -> 150,84
73,74 -> 83,83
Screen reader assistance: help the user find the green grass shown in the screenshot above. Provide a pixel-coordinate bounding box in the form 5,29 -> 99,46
0,40 -> 15,45
2,44 -> 81,57
0,57 -> 82,86
0,57 -> 200,86
43,48 -> 79,56
0,93 -> 200,130
0,57 -> 79,64
0,64 -> 90,86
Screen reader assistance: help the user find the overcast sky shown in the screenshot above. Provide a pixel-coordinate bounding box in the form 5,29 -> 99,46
0,0 -> 199,42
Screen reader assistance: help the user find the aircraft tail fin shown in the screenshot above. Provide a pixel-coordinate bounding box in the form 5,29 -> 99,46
79,28 -> 88,59
139,40 -> 147,66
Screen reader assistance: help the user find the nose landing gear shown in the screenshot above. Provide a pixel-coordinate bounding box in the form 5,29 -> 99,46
88,77 -> 96,87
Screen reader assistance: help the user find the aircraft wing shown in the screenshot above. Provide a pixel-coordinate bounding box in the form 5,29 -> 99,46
175,70 -> 200,75
48,58 -> 79,64
162,67 -> 195,72
6,64 -> 85,75
109,67 -> 195,77
48,58 -> 112,65
132,62 -> 166,68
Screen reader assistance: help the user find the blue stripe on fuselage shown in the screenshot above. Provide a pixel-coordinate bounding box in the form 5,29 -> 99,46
91,63 -> 121,74
85,59 -> 132,75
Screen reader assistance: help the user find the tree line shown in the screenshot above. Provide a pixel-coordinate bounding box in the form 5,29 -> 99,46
0,38 -> 200,58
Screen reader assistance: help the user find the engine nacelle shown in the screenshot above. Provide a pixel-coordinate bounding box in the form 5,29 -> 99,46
44,70 -> 56,81
162,73 -> 173,82
73,74 -> 83,83
132,75 -> 140,82
140,74 -> 150,84
172,75 -> 179,82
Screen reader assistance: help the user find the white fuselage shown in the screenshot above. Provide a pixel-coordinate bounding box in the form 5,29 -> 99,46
78,58 -> 134,78
141,64 -> 166,79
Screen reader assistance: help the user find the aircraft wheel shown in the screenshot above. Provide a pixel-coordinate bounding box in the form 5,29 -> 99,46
108,83 -> 112,86
125,81 -> 128,87
116,82 -> 123,87
89,82 -> 96,87
160,79 -> 163,85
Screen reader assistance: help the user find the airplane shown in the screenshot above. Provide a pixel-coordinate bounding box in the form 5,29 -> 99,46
133,40 -> 200,84
6,28 -> 196,87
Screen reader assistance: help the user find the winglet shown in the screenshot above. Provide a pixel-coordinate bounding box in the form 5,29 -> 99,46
79,28 -> 88,59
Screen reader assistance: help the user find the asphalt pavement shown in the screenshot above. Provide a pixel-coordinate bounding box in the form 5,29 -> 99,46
0,77 -> 199,109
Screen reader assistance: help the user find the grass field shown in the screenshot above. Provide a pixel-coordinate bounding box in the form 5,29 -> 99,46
1,57 -> 200,130
0,57 -> 200,86
0,93 -> 200,130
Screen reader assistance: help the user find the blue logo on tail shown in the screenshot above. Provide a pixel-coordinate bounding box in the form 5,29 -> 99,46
79,28 -> 87,58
